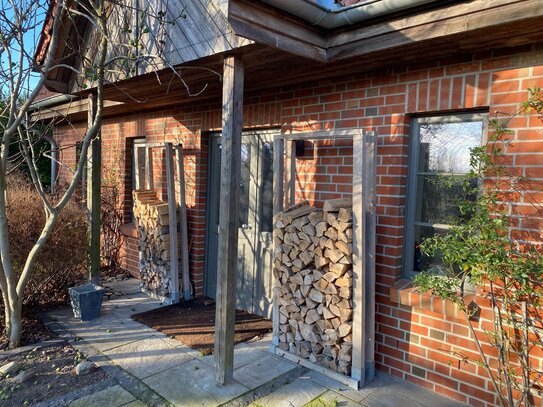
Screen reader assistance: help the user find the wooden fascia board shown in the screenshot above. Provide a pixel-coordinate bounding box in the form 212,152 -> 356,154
326,0 -> 543,60
229,0 -> 327,62
229,0 -> 543,63
31,99 -> 124,121
326,0 -> 522,48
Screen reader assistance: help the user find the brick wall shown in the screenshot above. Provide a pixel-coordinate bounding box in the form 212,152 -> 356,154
54,45 -> 543,406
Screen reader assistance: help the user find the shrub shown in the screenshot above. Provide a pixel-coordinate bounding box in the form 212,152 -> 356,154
5,173 -> 87,309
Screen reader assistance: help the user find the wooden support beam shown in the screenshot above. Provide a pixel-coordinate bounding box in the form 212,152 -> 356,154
214,54 -> 244,385
87,93 -> 101,286
176,145 -> 191,301
271,138 -> 285,348
351,130 -> 376,387
285,140 -> 296,206
145,146 -> 154,190
363,131 -> 376,383
165,143 -> 180,303
134,146 -> 141,190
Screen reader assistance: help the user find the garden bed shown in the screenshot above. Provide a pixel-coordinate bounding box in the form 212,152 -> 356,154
0,342 -> 108,405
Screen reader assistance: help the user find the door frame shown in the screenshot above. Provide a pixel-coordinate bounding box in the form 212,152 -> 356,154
204,133 -> 221,299
204,128 -> 279,308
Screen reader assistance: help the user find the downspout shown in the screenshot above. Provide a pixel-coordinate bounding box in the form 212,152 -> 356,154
42,135 -> 58,195
260,0 -> 438,29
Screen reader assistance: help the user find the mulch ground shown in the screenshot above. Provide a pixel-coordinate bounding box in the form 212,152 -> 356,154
0,342 -> 109,406
132,298 -> 272,355
0,311 -> 54,351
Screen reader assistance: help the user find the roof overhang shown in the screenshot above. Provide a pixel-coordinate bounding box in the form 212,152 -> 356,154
33,0 -> 90,94
229,0 -> 543,62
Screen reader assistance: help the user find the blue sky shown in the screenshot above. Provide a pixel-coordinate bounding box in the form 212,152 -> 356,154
1,0 -> 47,96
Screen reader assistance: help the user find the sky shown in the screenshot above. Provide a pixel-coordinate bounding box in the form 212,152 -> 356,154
1,0 -> 47,97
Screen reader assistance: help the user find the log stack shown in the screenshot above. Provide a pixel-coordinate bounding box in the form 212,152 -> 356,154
273,199 -> 353,376
133,190 -> 179,298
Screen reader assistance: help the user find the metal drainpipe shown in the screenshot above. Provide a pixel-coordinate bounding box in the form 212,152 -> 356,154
259,0 -> 438,29
42,134 -> 58,195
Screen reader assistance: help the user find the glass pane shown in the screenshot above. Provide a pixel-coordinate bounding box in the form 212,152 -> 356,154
416,175 -> 476,225
239,143 -> 251,227
418,121 -> 483,174
136,146 -> 146,189
259,142 -> 273,233
413,225 -> 448,273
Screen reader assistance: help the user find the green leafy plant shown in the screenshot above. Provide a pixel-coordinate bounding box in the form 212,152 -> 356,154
414,88 -> 543,406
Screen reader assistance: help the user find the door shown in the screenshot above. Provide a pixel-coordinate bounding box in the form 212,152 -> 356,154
205,130 -> 276,318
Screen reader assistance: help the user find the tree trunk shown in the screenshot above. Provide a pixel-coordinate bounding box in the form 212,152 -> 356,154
2,294 -> 11,339
8,300 -> 21,349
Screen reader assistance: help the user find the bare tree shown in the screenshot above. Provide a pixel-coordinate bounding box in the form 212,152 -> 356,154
0,0 -> 103,348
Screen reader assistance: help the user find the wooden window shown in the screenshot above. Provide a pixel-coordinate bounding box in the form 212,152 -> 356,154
403,113 -> 487,277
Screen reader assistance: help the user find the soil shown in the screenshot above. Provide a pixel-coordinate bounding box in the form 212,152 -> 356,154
0,266 -> 128,350
0,310 -> 54,351
0,342 -> 109,406
132,298 -> 273,355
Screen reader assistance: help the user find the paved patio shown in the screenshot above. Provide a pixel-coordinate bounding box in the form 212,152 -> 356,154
43,278 -> 465,407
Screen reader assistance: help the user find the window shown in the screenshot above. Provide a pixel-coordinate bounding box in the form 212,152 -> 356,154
403,113 -> 486,277
132,138 -> 147,190
129,138 -> 146,222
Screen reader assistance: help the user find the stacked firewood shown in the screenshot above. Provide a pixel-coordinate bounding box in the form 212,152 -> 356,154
273,199 -> 353,375
133,190 -> 178,298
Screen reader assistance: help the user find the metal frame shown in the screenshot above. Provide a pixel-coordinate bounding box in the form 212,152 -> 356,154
271,129 -> 376,390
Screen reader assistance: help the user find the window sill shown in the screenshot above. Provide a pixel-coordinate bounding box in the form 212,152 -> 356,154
120,223 -> 137,238
390,279 -> 474,321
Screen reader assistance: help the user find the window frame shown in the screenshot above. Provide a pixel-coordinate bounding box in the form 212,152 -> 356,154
130,138 -> 147,223
403,112 -> 488,278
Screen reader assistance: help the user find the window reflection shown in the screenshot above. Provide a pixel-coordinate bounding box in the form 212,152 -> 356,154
410,118 -> 484,273
239,143 -> 251,227
259,142 -> 273,233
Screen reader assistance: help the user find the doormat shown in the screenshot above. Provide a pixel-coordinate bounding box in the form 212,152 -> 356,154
131,299 -> 272,355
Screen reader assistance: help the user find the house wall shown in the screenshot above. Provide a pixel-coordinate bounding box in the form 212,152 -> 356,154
54,44 -> 543,406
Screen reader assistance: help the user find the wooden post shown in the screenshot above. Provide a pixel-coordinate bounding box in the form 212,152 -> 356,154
134,145 -> 141,190
351,129 -> 365,386
176,145 -> 191,301
363,131 -> 376,382
285,140 -> 296,206
165,143 -> 180,303
145,146 -> 154,190
271,137 -> 285,348
87,93 -> 101,286
214,54 -> 244,385
351,130 -> 376,387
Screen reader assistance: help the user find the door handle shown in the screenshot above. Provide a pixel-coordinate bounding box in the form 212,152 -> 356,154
241,223 -> 253,230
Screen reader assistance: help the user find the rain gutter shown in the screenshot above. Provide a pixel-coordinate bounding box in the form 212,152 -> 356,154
260,0 -> 439,29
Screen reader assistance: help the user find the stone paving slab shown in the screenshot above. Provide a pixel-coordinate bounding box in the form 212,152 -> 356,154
57,315 -> 157,352
249,376 -> 327,407
44,279 -> 467,407
362,374 -> 463,407
305,390 -> 361,407
69,384 -> 136,407
103,294 -> 163,313
104,335 -> 195,379
234,352 -> 297,389
144,358 -> 250,407
302,370 -> 376,403
122,401 -> 149,407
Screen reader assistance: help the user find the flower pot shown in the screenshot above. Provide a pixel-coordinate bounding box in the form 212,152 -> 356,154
69,284 -> 105,321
